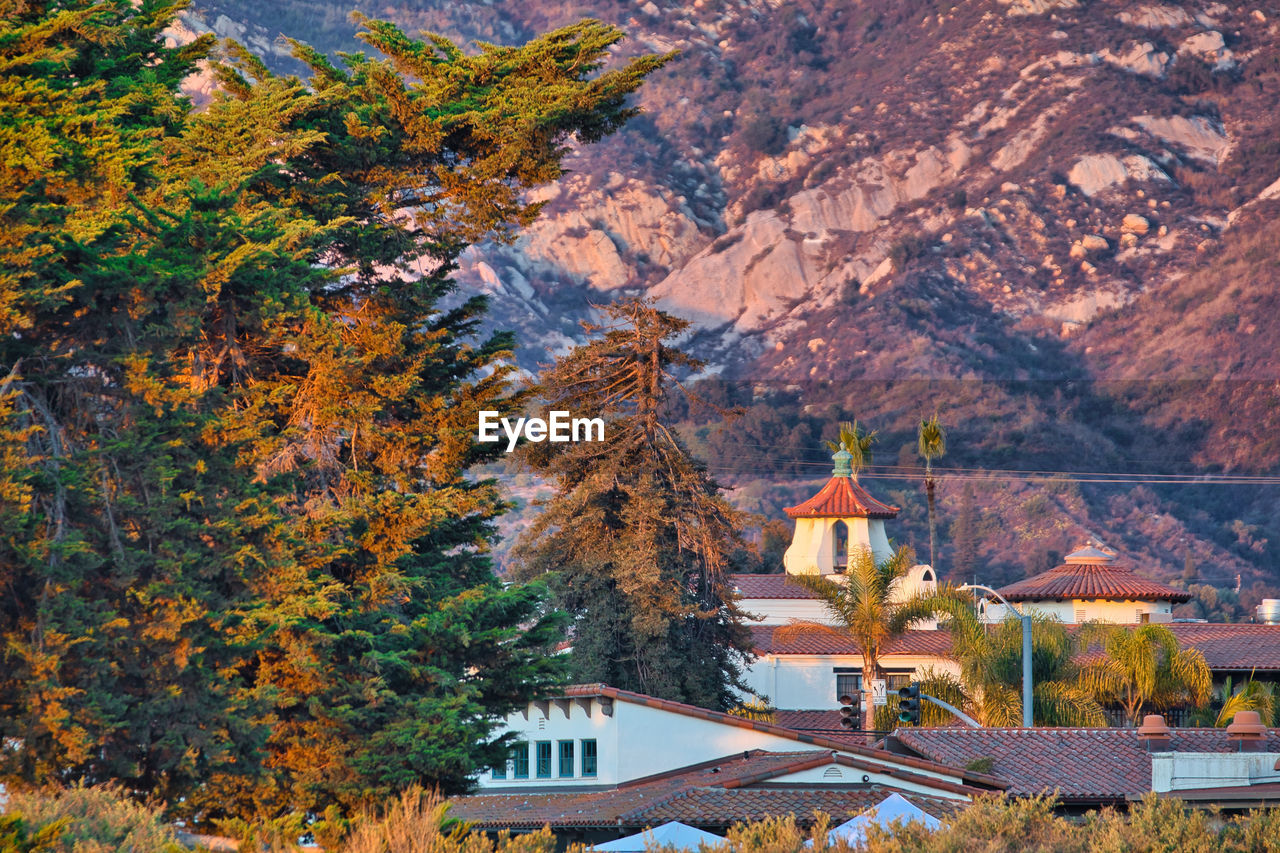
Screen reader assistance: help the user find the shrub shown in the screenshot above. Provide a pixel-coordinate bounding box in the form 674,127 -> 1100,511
339,788 -> 557,853
2,784 -> 184,853
741,114 -> 789,156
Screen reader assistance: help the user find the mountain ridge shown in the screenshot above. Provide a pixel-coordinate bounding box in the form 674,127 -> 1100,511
189,0 -> 1280,609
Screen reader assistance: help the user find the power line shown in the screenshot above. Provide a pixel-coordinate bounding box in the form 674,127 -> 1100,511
689,450 -> 1280,486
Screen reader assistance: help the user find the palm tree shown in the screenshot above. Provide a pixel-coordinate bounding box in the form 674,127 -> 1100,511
1078,624 -> 1212,726
780,544 -> 969,739
916,413 -> 946,572
824,420 -> 878,477
951,611 -> 1108,727
1212,675 -> 1275,727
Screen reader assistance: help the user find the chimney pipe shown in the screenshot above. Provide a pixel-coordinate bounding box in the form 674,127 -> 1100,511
1226,710 -> 1267,752
1137,714 -> 1172,751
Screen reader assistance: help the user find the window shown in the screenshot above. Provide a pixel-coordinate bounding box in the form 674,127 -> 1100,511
835,669 -> 861,703
883,671 -> 914,692
492,755 -> 507,780
581,739 -> 598,777
558,740 -> 574,778
512,742 -> 529,779
535,741 -> 552,778
832,520 -> 849,573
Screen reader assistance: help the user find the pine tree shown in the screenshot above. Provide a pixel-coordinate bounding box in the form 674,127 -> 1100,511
512,300 -> 754,710
1,0 -> 668,821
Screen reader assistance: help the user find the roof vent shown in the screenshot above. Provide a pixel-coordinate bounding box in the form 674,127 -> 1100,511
823,766 -> 843,779
1226,710 -> 1268,752
1137,714 -> 1171,751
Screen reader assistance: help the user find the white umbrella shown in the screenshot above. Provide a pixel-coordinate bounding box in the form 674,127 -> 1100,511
823,793 -> 940,847
593,821 -> 724,852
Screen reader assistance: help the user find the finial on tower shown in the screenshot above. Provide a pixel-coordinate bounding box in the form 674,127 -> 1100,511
832,448 -> 853,477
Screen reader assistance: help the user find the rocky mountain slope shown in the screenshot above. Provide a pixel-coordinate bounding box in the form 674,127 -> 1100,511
190,0 -> 1280,609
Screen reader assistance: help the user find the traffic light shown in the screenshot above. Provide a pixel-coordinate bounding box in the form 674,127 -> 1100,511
838,693 -> 856,728
897,684 -> 921,725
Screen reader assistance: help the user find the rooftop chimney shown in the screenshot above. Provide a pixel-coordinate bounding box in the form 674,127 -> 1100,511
1137,714 -> 1172,751
1226,710 -> 1268,752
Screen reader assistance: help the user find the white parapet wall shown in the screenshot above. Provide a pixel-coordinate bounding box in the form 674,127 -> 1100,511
1150,751 -> 1280,793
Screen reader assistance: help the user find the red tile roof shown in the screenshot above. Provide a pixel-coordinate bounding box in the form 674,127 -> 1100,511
751,621 -> 1280,673
731,574 -> 821,600
750,625 -> 956,657
1163,623 -> 1280,671
450,749 -> 982,831
774,710 -> 848,732
632,787 -> 964,827
785,477 -> 899,519
893,727 -> 1280,802
449,751 -> 816,829
995,551 -> 1190,603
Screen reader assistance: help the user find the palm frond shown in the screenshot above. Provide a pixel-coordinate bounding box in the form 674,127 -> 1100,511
1215,678 -> 1275,727
917,414 -> 946,462
1034,681 -> 1109,727
771,619 -> 854,647
886,584 -> 972,634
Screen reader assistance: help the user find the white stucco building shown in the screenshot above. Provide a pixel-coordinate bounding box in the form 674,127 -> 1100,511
474,684 -> 988,795
733,451 -> 949,710
980,544 -> 1191,625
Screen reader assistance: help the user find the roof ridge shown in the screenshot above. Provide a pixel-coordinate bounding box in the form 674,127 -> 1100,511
550,684 -> 1002,785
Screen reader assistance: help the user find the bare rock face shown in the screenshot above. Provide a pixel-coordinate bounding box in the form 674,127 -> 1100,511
1000,0 -> 1080,16
1133,115 -> 1231,165
514,175 -> 705,292
1180,30 -> 1235,68
1100,41 -> 1171,77
651,141 -> 968,333
1116,5 -> 1194,28
1067,154 -> 1170,197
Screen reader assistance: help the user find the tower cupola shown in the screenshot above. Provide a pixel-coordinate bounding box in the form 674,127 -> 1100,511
781,450 -> 900,574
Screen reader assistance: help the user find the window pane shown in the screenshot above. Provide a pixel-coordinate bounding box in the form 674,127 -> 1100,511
535,741 -> 552,778
835,673 -> 861,702
582,739 -> 598,777
558,740 -> 574,778
885,673 -> 913,691
513,742 -> 529,778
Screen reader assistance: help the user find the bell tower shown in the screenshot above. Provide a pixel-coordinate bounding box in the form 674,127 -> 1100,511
782,449 -> 900,575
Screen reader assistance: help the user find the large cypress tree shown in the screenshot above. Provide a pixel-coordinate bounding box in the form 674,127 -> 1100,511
512,300 -> 754,711
0,0 -> 668,821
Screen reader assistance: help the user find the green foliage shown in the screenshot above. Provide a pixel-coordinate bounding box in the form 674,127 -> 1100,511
729,697 -> 778,722
888,235 -> 928,272
0,0 -> 664,825
1078,623 -> 1212,726
512,299 -> 753,710
824,420 -> 878,475
2,784 -> 184,853
1211,675 -> 1276,727
875,667 -> 970,730
952,613 -> 1108,727
784,545 -> 970,733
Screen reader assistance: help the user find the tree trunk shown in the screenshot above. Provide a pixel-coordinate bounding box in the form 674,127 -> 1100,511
863,659 -> 877,744
925,473 -> 938,572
